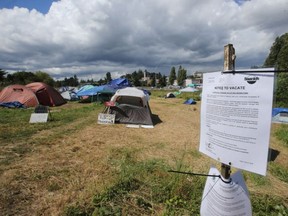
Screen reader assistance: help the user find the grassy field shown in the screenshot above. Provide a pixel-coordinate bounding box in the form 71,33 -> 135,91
0,92 -> 287,215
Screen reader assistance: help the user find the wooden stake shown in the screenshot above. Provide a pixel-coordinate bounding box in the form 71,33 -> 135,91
221,44 -> 236,180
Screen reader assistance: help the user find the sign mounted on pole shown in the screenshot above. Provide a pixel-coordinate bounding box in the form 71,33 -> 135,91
199,69 -> 274,175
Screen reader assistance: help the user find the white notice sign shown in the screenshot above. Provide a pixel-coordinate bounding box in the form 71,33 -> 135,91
29,113 -> 49,123
199,70 -> 274,175
98,113 -> 115,124
200,166 -> 252,216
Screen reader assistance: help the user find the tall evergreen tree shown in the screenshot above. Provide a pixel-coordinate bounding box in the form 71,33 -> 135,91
106,72 -> 112,83
159,75 -> 167,87
177,65 -> 187,86
169,66 -> 176,85
0,69 -> 7,82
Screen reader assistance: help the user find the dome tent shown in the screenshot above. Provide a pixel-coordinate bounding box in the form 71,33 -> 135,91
0,84 -> 39,107
26,82 -> 66,107
109,87 -> 153,126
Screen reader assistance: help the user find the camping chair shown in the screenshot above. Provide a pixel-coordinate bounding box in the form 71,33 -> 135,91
34,105 -> 52,121
102,101 -> 115,114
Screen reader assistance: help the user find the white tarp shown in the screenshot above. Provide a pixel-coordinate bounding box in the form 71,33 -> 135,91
179,86 -> 199,92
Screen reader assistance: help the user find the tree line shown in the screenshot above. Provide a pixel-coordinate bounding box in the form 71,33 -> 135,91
263,32 -> 288,107
0,65 -> 190,89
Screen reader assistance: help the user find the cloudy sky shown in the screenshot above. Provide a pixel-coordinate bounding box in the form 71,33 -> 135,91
0,0 -> 287,80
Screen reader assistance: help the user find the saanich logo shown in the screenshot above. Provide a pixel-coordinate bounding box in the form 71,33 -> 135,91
244,76 -> 259,84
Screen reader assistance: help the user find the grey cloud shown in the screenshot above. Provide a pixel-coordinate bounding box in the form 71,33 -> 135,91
0,0 -> 287,79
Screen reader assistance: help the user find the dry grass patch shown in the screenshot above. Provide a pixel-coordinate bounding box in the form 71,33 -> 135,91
0,97 -> 287,215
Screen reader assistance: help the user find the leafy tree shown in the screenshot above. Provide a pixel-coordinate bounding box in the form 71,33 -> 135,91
35,71 -> 55,86
55,75 -> 79,87
9,71 -> 38,85
98,78 -> 105,85
169,66 -> 176,85
264,33 -> 288,107
73,75 -> 79,86
131,71 -> 141,86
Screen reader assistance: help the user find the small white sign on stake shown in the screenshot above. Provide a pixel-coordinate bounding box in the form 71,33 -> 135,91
98,113 -> 115,124
29,113 -> 49,123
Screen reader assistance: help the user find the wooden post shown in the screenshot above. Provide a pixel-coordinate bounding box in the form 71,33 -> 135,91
224,44 -> 236,71
221,44 -> 236,180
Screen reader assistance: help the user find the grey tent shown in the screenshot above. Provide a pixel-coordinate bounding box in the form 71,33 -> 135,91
109,87 -> 153,126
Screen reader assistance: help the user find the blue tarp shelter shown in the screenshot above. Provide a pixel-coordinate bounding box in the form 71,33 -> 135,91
76,79 -> 131,97
184,98 -> 197,105
76,85 -> 119,97
272,108 -> 288,123
272,108 -> 288,117
108,78 -> 131,87
76,85 -> 95,96
0,101 -> 26,108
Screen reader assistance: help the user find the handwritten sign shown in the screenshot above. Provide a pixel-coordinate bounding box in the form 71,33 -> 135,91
98,113 -> 115,124
199,69 -> 274,175
29,113 -> 49,123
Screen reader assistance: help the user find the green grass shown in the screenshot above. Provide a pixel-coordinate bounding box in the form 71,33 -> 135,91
269,162 -> 288,183
244,172 -> 271,186
1,101 -> 287,215
0,103 -> 102,167
64,147 -> 206,215
150,89 -> 202,101
64,147 -> 287,216
251,194 -> 288,216
0,103 -> 102,143
275,124 -> 288,147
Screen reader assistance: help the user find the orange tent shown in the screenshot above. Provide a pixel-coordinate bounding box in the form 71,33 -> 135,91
0,84 -> 39,107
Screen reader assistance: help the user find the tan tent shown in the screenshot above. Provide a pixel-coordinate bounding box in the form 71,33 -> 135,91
0,84 -> 39,107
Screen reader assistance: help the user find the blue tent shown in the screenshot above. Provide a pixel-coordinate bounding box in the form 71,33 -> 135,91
184,98 -> 197,105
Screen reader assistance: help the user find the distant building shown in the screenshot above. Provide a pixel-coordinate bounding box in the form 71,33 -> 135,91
173,80 -> 178,86
193,72 -> 203,84
184,78 -> 193,86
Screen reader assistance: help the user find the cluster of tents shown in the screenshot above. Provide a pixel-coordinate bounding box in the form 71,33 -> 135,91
165,86 -> 198,105
0,82 -> 66,108
0,78 -> 156,126
0,78 -> 131,108
60,78 -> 131,102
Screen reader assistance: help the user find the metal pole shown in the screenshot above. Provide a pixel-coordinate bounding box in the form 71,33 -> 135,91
221,44 -> 235,180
